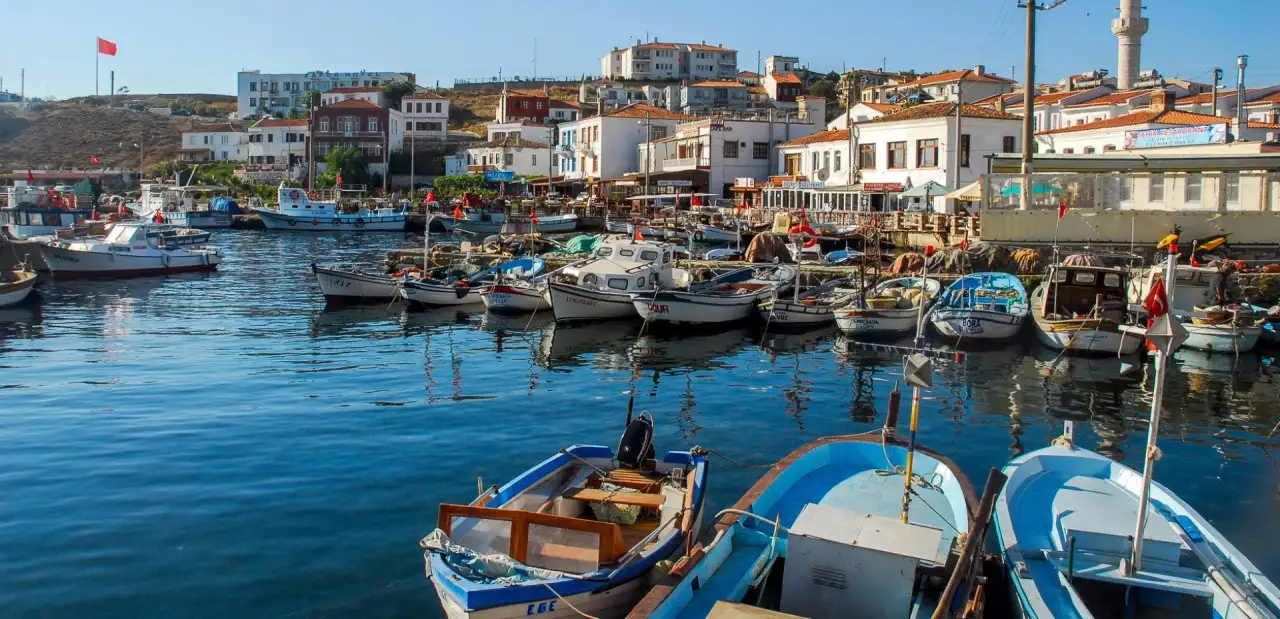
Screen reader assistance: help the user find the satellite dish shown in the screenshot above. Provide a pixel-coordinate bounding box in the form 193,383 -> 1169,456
816,167 -> 830,182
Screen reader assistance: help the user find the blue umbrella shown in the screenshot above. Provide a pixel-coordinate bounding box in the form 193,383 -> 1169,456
1000,183 -> 1062,196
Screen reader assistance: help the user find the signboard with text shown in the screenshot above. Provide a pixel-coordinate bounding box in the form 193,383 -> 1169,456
734,177 -> 756,188
1125,124 -> 1227,150
657,179 -> 693,187
782,181 -> 824,189
485,170 -> 516,182
862,182 -> 905,193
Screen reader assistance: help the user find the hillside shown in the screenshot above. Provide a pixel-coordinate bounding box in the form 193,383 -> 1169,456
442,87 -> 580,136
0,104 -> 204,171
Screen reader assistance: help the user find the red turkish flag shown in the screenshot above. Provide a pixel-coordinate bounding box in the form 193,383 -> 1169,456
26,170 -> 34,183
97,37 -> 117,56
91,155 -> 101,165
1142,277 -> 1169,352
1058,201 -> 1068,220
634,220 -> 645,242
691,194 -> 703,207
453,205 -> 463,219
335,173 -> 343,188
531,210 -> 539,224
425,190 -> 435,203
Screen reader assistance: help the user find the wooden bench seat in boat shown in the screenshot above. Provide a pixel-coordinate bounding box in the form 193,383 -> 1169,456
599,469 -> 663,493
437,504 -> 627,566
565,487 -> 667,509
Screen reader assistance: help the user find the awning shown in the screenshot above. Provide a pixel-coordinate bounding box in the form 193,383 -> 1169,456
899,181 -> 952,198
946,181 -> 982,201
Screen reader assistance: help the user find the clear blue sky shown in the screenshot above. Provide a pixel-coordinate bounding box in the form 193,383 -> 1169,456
2,0 -> 1276,98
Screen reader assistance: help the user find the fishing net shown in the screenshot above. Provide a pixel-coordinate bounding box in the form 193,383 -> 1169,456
587,483 -> 642,526
745,233 -> 793,263
1010,248 -> 1043,274
889,253 -> 925,274
547,234 -> 603,256
1061,253 -> 1101,267
420,529 -> 565,585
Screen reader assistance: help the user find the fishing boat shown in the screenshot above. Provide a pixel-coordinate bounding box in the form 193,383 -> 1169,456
422,413 -> 709,619
627,432 -> 984,619
311,263 -> 401,304
400,257 -> 544,307
834,277 -> 942,337
0,184 -> 94,239
995,443 -> 1280,618
757,276 -> 857,328
632,265 -> 796,327
1030,261 -> 1143,355
254,185 -> 407,231
38,222 -> 223,277
694,221 -> 744,244
482,280 -> 551,313
454,205 -> 579,235
1130,260 -> 1261,353
548,238 -> 685,322
930,272 -> 1029,340
135,183 -> 236,228
824,248 -> 864,265
0,268 -> 37,307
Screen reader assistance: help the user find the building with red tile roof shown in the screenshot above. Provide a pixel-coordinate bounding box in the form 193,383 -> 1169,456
864,65 -> 1017,108
601,39 -> 737,82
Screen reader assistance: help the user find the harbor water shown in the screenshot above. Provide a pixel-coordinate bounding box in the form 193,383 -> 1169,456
2,230 -> 1278,618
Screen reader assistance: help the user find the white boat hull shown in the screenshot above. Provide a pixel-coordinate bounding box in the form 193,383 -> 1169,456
758,300 -> 835,326
633,291 -> 765,326
313,267 -> 399,302
1183,322 -> 1261,354
456,215 -> 578,235
39,245 -> 222,277
400,281 -> 485,306
482,284 -> 550,313
930,309 -> 1025,340
696,224 -> 742,244
834,307 -> 921,336
432,568 -> 649,619
548,283 -> 637,321
0,276 -> 36,307
1032,319 -> 1144,355
255,208 -> 406,231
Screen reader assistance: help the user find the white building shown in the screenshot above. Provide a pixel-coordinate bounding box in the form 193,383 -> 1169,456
1176,87 -> 1280,122
827,102 -> 903,130
487,121 -> 552,144
600,40 -> 737,81
400,92 -> 450,140
771,101 -> 1023,211
1035,90 -> 1278,155
320,87 -> 387,107
866,66 -> 1016,105
549,99 -> 580,122
1245,91 -> 1280,124
247,119 -> 310,166
178,123 -> 249,162
462,136 -> 554,179
579,82 -> 661,113
236,69 -> 414,118
665,80 -> 748,114
1002,86 -> 1116,133
637,100 -> 825,198
555,104 -> 692,183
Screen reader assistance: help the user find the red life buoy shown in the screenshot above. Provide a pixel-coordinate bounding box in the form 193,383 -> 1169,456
289,189 -> 301,200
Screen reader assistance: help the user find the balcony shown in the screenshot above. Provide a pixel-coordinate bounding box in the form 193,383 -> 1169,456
312,130 -> 383,139
663,156 -> 710,171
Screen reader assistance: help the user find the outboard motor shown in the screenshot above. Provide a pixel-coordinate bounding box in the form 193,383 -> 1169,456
616,411 -> 655,470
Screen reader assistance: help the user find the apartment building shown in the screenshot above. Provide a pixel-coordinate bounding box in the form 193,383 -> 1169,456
600,40 -> 737,81
401,92 -> 450,140
179,123 -> 249,162
236,69 -> 414,118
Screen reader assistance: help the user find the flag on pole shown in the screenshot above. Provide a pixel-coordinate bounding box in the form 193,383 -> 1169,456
335,172 -> 343,188
691,194 -> 703,207
97,38 -> 117,56
26,170 -> 34,183
453,205 -> 463,219
91,155 -> 101,165
425,189 -> 435,204
1058,200 -> 1068,220
1142,276 -> 1169,352
531,210 -> 539,224
634,220 -> 645,242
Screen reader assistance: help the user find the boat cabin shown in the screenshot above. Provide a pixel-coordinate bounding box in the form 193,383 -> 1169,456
1130,261 -> 1226,314
0,185 -> 93,238
275,185 -> 400,217
559,239 -> 680,291
139,184 -> 229,215
1035,265 -> 1129,321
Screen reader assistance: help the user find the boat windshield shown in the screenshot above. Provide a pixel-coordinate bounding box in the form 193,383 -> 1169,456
105,226 -> 135,244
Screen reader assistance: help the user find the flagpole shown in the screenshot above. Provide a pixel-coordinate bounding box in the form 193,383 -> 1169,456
95,38 -> 99,97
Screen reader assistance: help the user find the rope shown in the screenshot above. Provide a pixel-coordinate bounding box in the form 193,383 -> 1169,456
542,583 -> 600,619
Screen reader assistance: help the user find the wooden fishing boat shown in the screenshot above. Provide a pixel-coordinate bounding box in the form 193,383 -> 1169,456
930,272 -> 1029,340
757,276 -> 857,328
311,263 -> 401,304
482,280 -> 551,313
632,265 -> 795,327
400,258 -> 544,307
694,222 -> 744,244
38,222 -> 224,278
255,185 -> 407,231
995,444 -> 1280,619
835,277 -> 941,337
1030,262 -> 1143,355
627,432 -> 984,619
422,413 -> 709,619
0,268 -> 37,307
548,238 -> 684,322
1130,260 -> 1261,353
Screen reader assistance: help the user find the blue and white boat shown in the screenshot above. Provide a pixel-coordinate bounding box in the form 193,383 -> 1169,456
255,184 -> 407,231
400,257 -> 545,307
994,444 -> 1280,619
0,185 -> 94,239
824,248 -> 864,266
930,272 -> 1029,340
422,413 -> 709,619
136,184 -> 235,229
628,432 -> 982,619
834,277 -> 942,337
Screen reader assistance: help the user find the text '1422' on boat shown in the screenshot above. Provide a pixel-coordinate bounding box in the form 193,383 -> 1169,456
38,222 -> 224,278
835,277 -> 942,338
548,237 -> 687,322
311,263 -> 401,304
254,184 -> 407,231
1030,254 -> 1144,355
421,412 -> 708,619
632,264 -> 796,327
929,272 -> 1029,341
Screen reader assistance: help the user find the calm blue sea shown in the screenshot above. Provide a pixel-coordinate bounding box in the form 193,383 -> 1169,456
1,230 -> 1277,618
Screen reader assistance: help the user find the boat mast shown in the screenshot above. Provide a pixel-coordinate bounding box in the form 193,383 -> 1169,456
900,251 -> 934,524
1129,243 -> 1184,574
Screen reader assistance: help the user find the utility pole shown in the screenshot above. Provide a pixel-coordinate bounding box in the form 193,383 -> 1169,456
409,125 -> 416,200
955,80 -> 963,199
1211,68 -> 1224,117
643,109 -> 652,196
1237,55 -> 1249,136
845,78 -> 855,186
1017,0 -> 1066,211
110,71 -> 115,107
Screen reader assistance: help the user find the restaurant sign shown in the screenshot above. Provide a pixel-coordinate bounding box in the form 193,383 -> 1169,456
657,179 -> 693,187
781,181 -> 824,189
484,170 -> 516,182
862,182 -> 905,193
1125,124 -> 1227,150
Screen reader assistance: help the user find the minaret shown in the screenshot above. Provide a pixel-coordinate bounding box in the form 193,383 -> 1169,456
1112,0 -> 1148,90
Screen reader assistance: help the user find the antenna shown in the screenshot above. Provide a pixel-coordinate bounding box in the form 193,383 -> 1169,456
816,167 -> 830,182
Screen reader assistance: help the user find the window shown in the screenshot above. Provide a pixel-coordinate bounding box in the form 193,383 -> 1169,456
592,156 -> 598,172
519,100 -> 529,110
249,98 -> 257,107
406,121 -> 412,131
887,141 -> 906,169
784,153 -> 802,175
1104,145 -> 1117,152
640,250 -> 658,261
1149,174 -> 1165,202
960,134 -> 970,167
858,144 -> 876,169
1063,148 -> 1074,154
267,134 -> 274,143
723,141 -> 738,158
1075,272 -> 1096,284
752,142 -> 768,159
368,118 -> 378,132
504,153 -> 514,166
812,152 -> 820,170
1186,173 -> 1203,203
637,277 -> 646,288
436,102 -> 442,113
203,135 -> 209,144
1224,172 -> 1240,205
1120,176 -> 1133,202
532,155 -> 536,165
618,249 -> 635,257
823,151 -> 831,171
834,150 -> 842,172
916,139 -> 938,168
249,83 -> 257,92
536,101 -> 544,110
1002,136 -> 1016,153
1083,146 -> 1096,154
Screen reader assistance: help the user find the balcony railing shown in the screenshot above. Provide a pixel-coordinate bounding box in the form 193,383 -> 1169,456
312,130 -> 383,139
664,156 -> 709,170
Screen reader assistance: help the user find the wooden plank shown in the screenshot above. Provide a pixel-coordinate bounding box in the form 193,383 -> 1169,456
707,602 -> 806,619
566,488 -> 667,509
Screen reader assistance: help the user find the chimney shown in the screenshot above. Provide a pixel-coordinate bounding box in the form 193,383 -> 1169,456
974,64 -> 986,76
996,95 -> 1006,114
543,83 -> 550,96
1149,88 -> 1174,113
636,39 -> 642,46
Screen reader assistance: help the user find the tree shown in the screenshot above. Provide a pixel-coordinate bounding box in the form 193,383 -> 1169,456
324,147 -> 369,187
303,90 -> 322,109
807,80 -> 838,102
381,81 -> 416,109
286,107 -> 305,119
